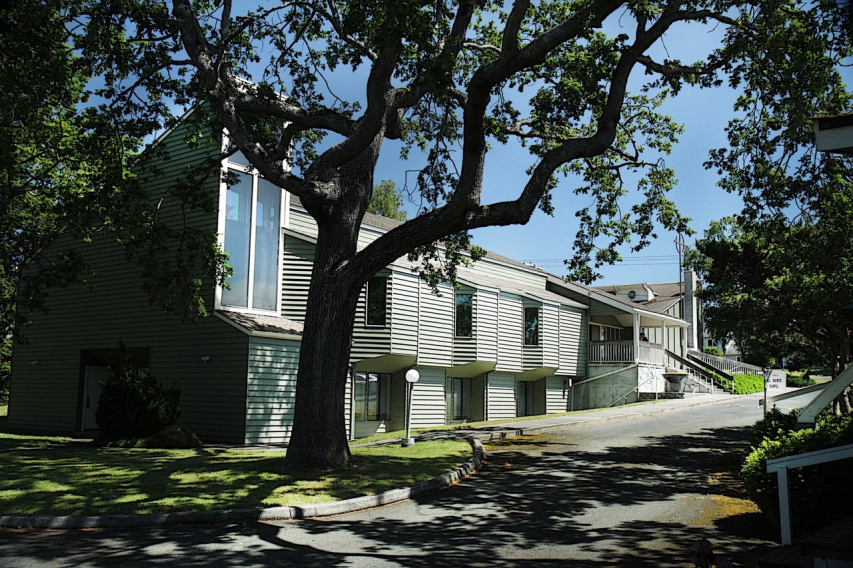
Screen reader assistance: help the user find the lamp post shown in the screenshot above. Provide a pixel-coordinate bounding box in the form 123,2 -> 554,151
402,368 -> 420,447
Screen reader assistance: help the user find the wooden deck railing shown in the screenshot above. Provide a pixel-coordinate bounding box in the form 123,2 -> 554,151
589,340 -> 665,365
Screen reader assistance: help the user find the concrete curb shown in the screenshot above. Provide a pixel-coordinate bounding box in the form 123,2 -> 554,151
0,438 -> 486,530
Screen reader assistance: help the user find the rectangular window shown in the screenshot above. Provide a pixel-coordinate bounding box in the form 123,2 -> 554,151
220,161 -> 284,312
524,307 -> 540,346
354,372 -> 389,421
455,293 -> 473,337
366,277 -> 387,326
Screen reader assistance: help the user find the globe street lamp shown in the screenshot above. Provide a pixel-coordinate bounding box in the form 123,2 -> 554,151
402,368 -> 420,447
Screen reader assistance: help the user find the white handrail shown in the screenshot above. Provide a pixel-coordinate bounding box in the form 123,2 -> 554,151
796,365 -> 853,425
766,442 -> 853,545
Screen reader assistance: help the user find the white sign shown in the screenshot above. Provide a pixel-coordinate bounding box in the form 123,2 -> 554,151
765,370 -> 786,392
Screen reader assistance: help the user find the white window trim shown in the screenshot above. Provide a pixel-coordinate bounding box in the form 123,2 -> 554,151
215,138 -> 290,316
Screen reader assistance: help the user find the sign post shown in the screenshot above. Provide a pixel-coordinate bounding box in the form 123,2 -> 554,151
763,369 -> 786,414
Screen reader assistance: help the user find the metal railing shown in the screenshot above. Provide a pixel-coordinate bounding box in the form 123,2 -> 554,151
766,443 -> 853,545
687,349 -> 764,376
589,341 -> 665,365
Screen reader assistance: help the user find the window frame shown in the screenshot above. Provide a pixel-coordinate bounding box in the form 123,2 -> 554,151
365,276 -> 388,327
455,292 -> 473,338
523,306 -> 540,347
215,143 -> 289,315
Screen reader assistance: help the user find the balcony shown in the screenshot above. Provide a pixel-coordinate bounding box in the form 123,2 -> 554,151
588,340 -> 665,366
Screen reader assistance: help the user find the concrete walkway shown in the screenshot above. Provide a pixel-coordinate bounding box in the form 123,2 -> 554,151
0,392 -> 755,530
368,392 -> 753,445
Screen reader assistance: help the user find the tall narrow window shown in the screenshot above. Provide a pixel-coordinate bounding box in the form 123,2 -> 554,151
455,293 -> 473,337
524,307 -> 540,346
366,277 -> 387,326
221,158 -> 284,312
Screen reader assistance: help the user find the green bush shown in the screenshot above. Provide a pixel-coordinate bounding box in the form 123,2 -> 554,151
742,412 -> 853,529
749,407 -> 799,448
0,337 -> 11,403
724,373 -> 764,394
787,375 -> 816,388
703,345 -> 724,357
96,345 -> 181,441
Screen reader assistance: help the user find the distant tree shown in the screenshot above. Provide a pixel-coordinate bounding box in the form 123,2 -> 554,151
54,0 -> 852,469
367,180 -> 407,221
688,199 -> 853,412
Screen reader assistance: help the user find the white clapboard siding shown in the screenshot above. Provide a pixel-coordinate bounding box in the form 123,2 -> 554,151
390,271 -> 419,356
487,372 -> 517,420
287,208 -> 319,238
497,293 -> 523,372
476,290 -> 499,362
558,306 -> 586,376
352,269 -> 393,362
280,235 -> 314,322
245,338 -> 300,444
542,304 -> 560,368
545,377 -> 571,414
410,368 -> 446,428
417,283 -> 453,367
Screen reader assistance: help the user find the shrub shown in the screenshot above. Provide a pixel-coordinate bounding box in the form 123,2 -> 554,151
749,407 -> 799,448
742,413 -> 853,529
724,373 -> 764,395
96,345 -> 181,440
787,375 -> 816,388
703,346 -> 724,357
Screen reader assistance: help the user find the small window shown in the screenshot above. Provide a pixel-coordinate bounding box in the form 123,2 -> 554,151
524,307 -> 540,346
366,277 -> 387,326
455,293 -> 473,337
354,372 -> 390,421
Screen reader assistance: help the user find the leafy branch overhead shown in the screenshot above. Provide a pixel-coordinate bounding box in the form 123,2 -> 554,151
76,0 -> 845,287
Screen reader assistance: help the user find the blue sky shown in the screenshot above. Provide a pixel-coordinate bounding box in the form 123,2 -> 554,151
366,12 -> 851,287
224,3 -> 850,287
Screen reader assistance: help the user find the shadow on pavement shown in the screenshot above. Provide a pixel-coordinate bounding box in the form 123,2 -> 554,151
0,424 -> 775,567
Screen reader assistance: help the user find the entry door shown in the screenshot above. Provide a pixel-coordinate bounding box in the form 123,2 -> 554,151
517,382 -> 535,417
83,367 -> 110,430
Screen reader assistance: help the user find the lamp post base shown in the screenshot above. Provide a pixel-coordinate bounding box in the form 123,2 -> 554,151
401,437 -> 416,447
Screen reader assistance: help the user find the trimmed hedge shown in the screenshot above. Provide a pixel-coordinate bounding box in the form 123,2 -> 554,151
742,410 -> 853,530
704,346 -> 724,357
787,375 -> 816,388
724,373 -> 764,395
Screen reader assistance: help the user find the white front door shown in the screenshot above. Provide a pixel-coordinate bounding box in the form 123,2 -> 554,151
83,367 -> 110,430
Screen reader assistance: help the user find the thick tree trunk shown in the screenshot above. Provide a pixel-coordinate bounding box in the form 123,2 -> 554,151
282,144 -> 381,471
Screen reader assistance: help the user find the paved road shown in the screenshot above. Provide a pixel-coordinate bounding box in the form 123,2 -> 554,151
0,395 -> 808,567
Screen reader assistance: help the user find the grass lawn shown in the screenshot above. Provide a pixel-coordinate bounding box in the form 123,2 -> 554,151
0,437 -> 470,516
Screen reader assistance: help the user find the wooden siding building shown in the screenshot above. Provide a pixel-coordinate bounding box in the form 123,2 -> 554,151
7,120 -> 691,444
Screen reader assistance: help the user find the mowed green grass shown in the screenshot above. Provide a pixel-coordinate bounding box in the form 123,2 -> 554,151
0,438 -> 471,516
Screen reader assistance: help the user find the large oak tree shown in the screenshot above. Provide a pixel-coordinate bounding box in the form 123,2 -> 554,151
66,0 -> 850,469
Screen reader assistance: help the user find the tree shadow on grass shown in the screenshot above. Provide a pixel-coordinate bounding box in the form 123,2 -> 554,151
0,423 -> 778,567
0,442 -> 472,516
